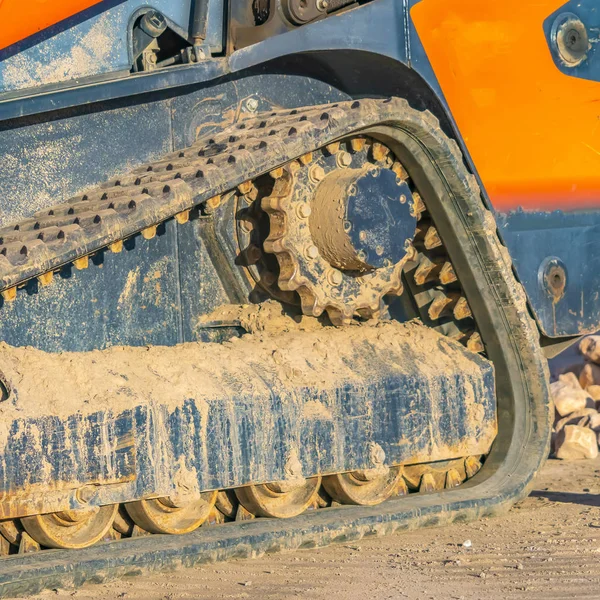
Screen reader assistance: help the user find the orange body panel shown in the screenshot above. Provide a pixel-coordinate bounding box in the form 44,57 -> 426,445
411,0 -> 600,211
0,0 -> 103,51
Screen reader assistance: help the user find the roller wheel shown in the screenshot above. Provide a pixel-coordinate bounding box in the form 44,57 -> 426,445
235,476 -> 321,518
125,491 -> 217,535
21,505 -> 118,549
322,467 -> 403,506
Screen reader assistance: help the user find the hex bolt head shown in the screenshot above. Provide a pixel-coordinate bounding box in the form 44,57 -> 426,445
336,151 -> 352,168
296,203 -> 312,219
309,165 -> 326,183
305,244 -> 319,259
245,97 -> 259,112
327,269 -> 343,286
76,485 -> 96,504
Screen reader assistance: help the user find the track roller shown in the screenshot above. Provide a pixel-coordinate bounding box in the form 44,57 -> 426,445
20,505 -> 118,549
235,477 -> 321,518
125,492 -> 218,535
322,467 -> 403,506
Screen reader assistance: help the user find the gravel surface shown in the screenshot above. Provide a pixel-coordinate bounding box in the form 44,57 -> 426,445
31,457 -> 600,600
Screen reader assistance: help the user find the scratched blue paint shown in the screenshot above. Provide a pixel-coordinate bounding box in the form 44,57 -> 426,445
0,363 -> 495,512
0,0 -> 193,93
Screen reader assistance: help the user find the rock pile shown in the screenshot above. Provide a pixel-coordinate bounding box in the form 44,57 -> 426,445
551,336 -> 600,460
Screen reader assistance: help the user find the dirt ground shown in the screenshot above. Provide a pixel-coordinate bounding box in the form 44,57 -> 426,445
32,456 -> 600,600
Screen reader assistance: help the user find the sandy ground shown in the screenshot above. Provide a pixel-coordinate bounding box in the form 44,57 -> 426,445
31,456 -> 600,600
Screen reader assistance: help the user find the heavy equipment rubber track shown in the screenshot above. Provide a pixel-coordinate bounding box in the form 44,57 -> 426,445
0,98 -> 551,598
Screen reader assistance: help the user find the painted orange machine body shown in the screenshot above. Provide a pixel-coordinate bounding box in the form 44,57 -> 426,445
412,0 -> 600,212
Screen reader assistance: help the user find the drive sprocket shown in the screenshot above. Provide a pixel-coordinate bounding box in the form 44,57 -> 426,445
260,137 -> 418,325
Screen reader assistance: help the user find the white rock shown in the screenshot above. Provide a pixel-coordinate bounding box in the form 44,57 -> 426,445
551,376 -> 592,417
462,539 -> 472,548
580,363 -> 600,388
580,336 -> 600,364
554,408 -> 598,433
555,425 -> 599,460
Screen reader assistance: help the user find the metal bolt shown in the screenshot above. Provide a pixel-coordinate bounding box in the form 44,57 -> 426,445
317,0 -> 329,10
336,151 -> 352,168
76,485 -> 96,504
327,269 -> 343,286
400,194 -> 407,204
309,165 -> 325,183
305,245 -> 319,259
245,97 -> 259,112
296,203 -> 312,219
147,52 -> 157,64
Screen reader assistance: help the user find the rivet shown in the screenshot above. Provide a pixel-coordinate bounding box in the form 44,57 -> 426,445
245,97 -> 259,112
357,250 -> 367,262
343,220 -> 352,233
305,245 -> 319,259
296,203 -> 312,219
400,194 -> 407,204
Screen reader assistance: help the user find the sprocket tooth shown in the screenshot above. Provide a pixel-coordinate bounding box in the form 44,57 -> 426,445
465,456 -> 482,479
439,261 -> 457,284
428,292 -> 459,321
414,255 -> 444,286
445,468 -> 464,489
453,296 -> 472,321
296,286 -> 323,317
419,473 -> 436,493
394,477 -> 409,497
467,331 -> 484,353
326,304 -> 354,326
423,225 -> 442,250
411,192 -> 426,220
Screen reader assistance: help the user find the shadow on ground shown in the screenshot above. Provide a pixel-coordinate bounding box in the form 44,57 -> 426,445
530,489 -> 600,507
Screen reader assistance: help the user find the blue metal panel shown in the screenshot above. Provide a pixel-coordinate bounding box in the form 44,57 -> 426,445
0,331 -> 496,516
0,0 -> 193,94
497,210 -> 600,337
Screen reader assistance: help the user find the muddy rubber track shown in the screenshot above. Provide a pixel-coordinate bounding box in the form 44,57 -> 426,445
0,98 -> 551,597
